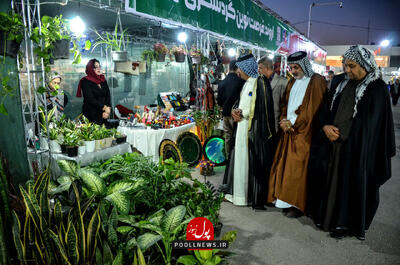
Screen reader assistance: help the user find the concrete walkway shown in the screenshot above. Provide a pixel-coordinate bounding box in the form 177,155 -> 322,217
192,104 -> 400,265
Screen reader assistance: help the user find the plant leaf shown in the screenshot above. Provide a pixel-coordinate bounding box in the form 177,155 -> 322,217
85,40 -> 91,50
177,255 -> 197,265
12,211 -> 24,262
66,222 -> 79,265
104,191 -> 129,215
57,160 -> 77,175
0,104 -> 8,115
137,233 -> 162,252
86,208 -> 100,261
111,250 -> 123,265
78,169 -> 106,196
221,231 -> 237,244
137,248 -> 146,265
161,205 -> 186,234
49,230 -> 71,265
116,226 -> 134,234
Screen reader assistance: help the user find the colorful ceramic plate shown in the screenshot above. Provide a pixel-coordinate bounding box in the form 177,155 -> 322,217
159,139 -> 183,164
176,132 -> 202,166
203,136 -> 226,166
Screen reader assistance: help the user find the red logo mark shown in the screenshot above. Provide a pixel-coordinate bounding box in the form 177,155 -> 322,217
186,217 -> 214,241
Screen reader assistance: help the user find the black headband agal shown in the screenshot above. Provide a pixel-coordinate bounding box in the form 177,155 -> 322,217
237,54 -> 254,62
287,51 -> 307,62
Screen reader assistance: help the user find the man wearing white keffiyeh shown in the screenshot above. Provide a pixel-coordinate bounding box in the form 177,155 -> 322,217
307,45 -> 396,240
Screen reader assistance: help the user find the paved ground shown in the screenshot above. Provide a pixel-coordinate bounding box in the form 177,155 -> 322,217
192,104 -> 400,265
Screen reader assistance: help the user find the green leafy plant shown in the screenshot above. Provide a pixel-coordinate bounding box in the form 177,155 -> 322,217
63,131 -> 80,147
0,12 -> 24,58
92,24 -> 127,52
0,68 -> 18,116
177,231 -> 237,265
141,49 -> 155,64
126,205 -> 192,265
30,15 -> 89,74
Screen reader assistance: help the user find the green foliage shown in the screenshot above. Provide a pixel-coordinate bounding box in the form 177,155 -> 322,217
141,49 -> 155,64
0,12 -> 24,43
91,24 -> 127,52
177,231 -> 237,265
12,169 -> 101,265
0,157 -> 14,264
0,66 -> 19,116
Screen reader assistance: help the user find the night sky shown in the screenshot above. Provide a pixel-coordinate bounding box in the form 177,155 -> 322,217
261,0 -> 400,46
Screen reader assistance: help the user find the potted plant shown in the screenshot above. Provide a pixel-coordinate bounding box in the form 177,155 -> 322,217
0,12 -> 24,58
63,132 -> 79,157
171,45 -> 187,63
30,15 -> 87,73
153,42 -> 169,62
92,25 -> 128,62
78,140 -> 86,156
40,15 -> 71,60
49,127 -> 61,153
199,159 -> 215,176
93,124 -> 109,150
190,45 -> 202,64
104,127 -> 113,148
81,124 -> 95,153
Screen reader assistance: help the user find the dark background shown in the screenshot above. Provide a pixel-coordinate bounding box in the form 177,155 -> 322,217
261,0 -> 400,46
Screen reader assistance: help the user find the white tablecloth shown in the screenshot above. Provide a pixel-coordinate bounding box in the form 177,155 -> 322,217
117,123 -> 196,162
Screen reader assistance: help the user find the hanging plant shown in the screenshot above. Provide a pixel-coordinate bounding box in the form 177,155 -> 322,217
153,42 -> 169,62
141,49 -> 155,64
0,11 -> 24,59
30,15 -> 90,74
91,24 -> 128,62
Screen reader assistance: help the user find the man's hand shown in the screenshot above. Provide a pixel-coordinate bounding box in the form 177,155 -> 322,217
279,119 -> 292,133
232,109 -> 243,122
102,112 -> 109,119
323,125 -> 340,142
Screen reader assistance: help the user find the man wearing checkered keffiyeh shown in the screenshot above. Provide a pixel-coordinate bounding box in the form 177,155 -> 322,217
223,53 -> 276,209
307,45 -> 396,240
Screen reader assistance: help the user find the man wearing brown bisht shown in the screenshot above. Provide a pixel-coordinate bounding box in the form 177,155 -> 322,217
267,51 -> 327,218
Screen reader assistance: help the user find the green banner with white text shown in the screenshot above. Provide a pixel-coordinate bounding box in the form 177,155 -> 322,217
126,0 -> 296,51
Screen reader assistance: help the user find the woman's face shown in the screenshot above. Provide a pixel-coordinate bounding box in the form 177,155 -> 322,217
93,62 -> 101,76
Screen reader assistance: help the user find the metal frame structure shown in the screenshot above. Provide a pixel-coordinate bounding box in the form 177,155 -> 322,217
13,0 -> 51,173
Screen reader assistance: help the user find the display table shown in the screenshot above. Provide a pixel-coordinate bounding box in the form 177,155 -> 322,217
117,123 -> 196,162
50,143 -> 131,176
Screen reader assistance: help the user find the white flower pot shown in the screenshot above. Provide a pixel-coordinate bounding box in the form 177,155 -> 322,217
49,140 -> 61,153
85,140 -> 95,153
78,145 -> 86,155
191,56 -> 201,64
104,137 -> 113,148
40,136 -> 49,150
95,139 -> 106,151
